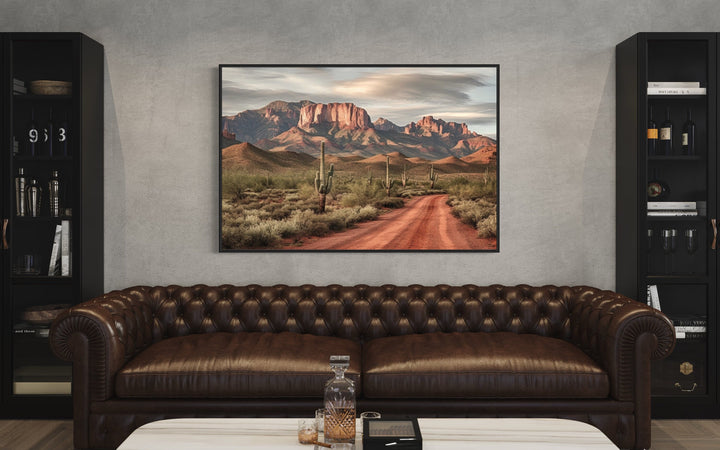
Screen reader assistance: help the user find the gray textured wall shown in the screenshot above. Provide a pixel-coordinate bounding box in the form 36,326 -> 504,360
2,0 -> 719,291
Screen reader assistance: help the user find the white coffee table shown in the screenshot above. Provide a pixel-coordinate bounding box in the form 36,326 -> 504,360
117,417 -> 619,449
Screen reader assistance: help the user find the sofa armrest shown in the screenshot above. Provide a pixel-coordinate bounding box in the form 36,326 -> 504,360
569,288 -> 675,402
49,286 -> 155,401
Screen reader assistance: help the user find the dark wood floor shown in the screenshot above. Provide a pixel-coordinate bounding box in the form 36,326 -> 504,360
1,419 -> 718,449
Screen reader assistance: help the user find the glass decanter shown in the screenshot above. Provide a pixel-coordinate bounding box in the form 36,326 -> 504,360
323,355 -> 356,443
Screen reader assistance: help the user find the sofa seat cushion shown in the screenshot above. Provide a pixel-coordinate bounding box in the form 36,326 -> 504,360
362,332 -> 608,399
115,332 -> 361,398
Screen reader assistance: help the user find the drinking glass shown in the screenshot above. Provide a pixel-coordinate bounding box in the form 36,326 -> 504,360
315,408 -> 326,434
661,228 -> 678,273
298,419 -> 318,445
359,411 -> 381,433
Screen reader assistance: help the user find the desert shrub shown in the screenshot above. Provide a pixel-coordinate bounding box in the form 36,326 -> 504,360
222,221 -> 281,249
398,187 -> 445,198
476,212 -> 497,238
375,197 -> 405,209
340,179 -> 385,207
222,171 -> 309,201
448,198 -> 497,238
444,176 -> 496,201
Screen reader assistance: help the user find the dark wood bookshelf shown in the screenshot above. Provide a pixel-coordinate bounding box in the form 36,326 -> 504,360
617,32 -> 720,419
1,32 -> 103,419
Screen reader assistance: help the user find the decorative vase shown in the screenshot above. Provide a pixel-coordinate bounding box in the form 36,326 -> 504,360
323,355 -> 356,443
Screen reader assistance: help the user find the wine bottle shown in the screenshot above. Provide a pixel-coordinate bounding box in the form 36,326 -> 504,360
27,108 -> 39,156
682,108 -> 695,155
647,106 -> 658,155
56,112 -> 69,156
659,107 -> 673,155
45,109 -> 55,156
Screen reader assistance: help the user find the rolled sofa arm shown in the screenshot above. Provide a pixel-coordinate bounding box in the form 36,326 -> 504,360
49,286 -> 155,401
568,288 -> 675,402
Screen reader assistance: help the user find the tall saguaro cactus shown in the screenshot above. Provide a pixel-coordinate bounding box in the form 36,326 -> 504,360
401,164 -> 409,188
314,142 -> 334,213
382,155 -> 395,196
429,164 -> 439,189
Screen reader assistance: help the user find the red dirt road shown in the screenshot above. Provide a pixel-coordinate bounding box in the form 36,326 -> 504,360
287,194 -> 496,250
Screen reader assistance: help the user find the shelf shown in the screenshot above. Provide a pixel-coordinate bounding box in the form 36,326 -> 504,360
648,95 -> 707,100
9,276 -> 72,284
13,216 -> 72,223
647,215 -> 705,221
648,155 -> 703,161
12,94 -> 72,101
13,155 -> 72,161
645,275 -> 710,284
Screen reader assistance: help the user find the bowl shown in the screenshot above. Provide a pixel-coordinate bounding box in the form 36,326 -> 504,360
29,80 -> 72,96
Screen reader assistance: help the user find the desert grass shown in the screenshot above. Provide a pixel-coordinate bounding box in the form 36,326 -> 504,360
221,168 -> 498,248
222,172 -> 387,249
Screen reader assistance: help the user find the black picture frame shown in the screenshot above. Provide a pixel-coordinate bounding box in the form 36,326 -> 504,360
219,64 -> 499,252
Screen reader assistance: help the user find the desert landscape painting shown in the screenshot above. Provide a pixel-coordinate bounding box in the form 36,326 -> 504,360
220,65 -> 498,251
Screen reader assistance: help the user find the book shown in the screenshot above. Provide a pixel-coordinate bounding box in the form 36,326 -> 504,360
647,285 -> 661,310
675,325 -> 707,333
648,201 -> 696,210
13,85 -> 27,94
672,314 -> 707,327
647,87 -> 707,95
647,210 -> 698,216
648,81 -> 701,88
48,224 -> 62,276
698,201 -> 708,216
676,331 -> 707,340
61,219 -> 71,276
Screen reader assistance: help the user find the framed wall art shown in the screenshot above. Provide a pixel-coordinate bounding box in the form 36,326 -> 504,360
219,65 -> 498,251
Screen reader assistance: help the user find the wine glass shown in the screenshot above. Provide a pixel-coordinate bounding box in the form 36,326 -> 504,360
685,228 -> 698,255
661,228 -> 678,273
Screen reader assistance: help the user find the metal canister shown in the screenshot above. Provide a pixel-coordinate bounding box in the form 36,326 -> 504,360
49,170 -> 60,217
26,179 -> 42,217
15,168 -> 26,216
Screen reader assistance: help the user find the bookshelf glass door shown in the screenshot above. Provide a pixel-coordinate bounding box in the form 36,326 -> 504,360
8,38 -> 75,398
644,37 -> 715,406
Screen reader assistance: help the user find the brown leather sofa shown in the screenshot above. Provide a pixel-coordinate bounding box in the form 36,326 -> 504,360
49,284 -> 675,449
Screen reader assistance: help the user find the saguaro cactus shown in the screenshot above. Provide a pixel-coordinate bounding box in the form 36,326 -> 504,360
429,164 -> 439,189
401,164 -> 409,188
382,155 -> 395,196
314,142 -> 334,213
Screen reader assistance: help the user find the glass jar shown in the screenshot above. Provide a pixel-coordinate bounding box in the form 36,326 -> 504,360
323,355 -> 356,443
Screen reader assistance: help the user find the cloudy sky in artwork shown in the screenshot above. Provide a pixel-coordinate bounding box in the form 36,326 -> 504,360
222,66 -> 497,137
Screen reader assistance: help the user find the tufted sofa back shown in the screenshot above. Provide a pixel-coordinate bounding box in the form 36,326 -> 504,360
117,284 -> 606,344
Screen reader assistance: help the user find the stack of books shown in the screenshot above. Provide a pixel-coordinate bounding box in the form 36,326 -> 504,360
647,201 -> 701,217
672,314 -> 707,341
48,219 -> 72,276
647,81 -> 706,95
13,78 -> 26,95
